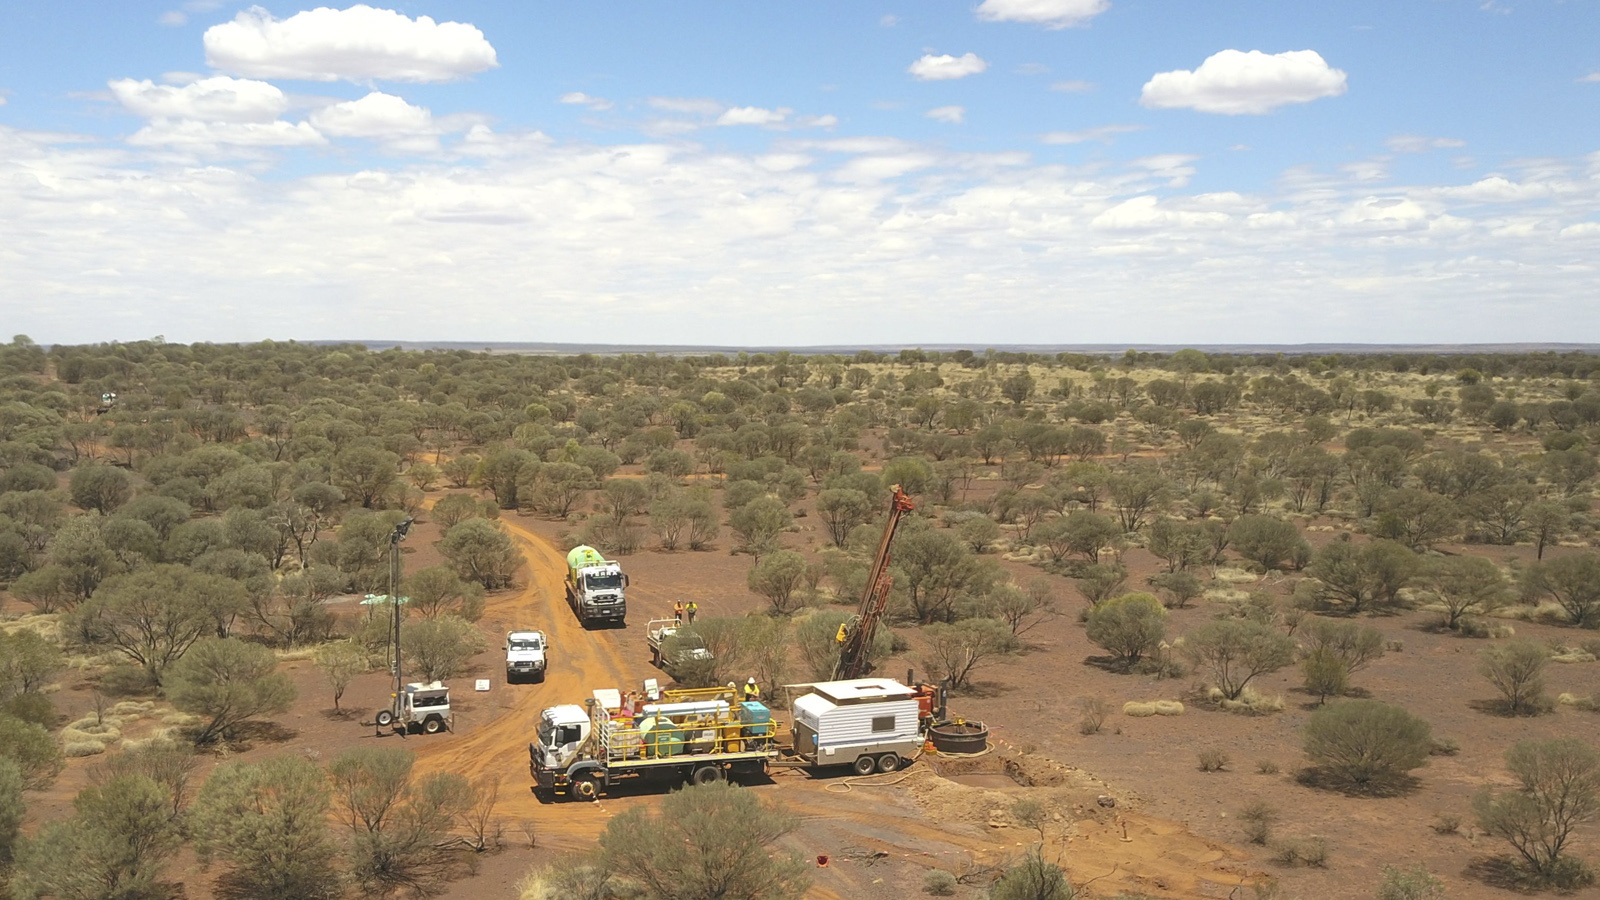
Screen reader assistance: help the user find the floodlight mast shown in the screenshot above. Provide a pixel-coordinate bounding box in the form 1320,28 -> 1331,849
387,517 -> 414,724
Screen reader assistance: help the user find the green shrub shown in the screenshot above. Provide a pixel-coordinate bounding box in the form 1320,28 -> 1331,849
1302,700 -> 1432,791
1085,593 -> 1167,668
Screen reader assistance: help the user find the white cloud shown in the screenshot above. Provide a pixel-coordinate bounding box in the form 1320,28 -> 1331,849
909,53 -> 988,81
203,5 -> 498,83
794,114 -> 838,129
7,120 -> 1600,347
976,0 -> 1109,28
310,92 -> 434,138
717,106 -> 790,126
1581,72 -> 1600,83
1041,124 -> 1141,144
1387,134 -> 1465,153
1437,176 -> 1551,203
109,76 -> 288,123
1050,80 -> 1094,93
1092,195 -> 1230,230
880,14 -> 898,27
159,10 -> 187,26
127,118 -> 325,151
648,96 -> 724,116
559,92 -> 613,111
926,105 -> 965,124
1140,49 -> 1347,115
1339,196 -> 1428,227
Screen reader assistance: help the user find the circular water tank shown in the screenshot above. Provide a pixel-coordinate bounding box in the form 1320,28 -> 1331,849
929,720 -> 988,754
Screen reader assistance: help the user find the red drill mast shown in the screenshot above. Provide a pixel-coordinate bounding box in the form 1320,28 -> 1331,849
832,485 -> 915,681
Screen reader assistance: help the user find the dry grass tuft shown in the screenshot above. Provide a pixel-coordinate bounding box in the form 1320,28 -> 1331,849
1123,699 -> 1185,718
1211,686 -> 1285,715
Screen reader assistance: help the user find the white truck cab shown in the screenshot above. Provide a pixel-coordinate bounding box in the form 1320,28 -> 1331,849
505,630 -> 548,683
533,704 -> 590,771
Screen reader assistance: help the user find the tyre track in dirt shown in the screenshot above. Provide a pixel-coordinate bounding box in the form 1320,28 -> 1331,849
412,514 -> 638,830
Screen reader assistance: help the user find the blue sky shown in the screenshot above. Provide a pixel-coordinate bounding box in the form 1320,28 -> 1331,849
1,1 -> 1597,346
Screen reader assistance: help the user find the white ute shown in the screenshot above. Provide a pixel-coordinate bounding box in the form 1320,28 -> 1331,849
506,630 -> 548,683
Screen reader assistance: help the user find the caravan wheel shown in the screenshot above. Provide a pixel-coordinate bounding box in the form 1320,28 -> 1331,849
877,753 -> 902,773
852,755 -> 878,776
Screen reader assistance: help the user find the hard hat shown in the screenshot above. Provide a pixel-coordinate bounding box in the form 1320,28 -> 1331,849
747,677 -> 756,685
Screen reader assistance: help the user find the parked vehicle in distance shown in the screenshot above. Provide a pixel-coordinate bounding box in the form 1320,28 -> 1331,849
646,617 -> 713,679
566,545 -> 628,627
506,630 -> 548,683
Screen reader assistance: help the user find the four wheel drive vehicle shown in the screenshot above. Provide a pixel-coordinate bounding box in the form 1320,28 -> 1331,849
566,545 -> 627,627
505,630 -> 549,683
646,618 -> 714,679
376,681 -> 453,734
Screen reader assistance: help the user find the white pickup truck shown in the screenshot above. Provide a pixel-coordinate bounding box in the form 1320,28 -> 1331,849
505,630 -> 548,683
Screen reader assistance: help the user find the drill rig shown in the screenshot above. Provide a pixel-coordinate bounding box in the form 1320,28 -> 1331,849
832,485 -> 915,681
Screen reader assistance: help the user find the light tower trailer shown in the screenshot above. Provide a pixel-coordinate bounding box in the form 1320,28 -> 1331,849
531,690 -> 776,801
375,681 -> 454,735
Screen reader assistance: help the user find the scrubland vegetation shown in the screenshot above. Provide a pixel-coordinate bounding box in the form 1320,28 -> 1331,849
2,336 -> 1600,897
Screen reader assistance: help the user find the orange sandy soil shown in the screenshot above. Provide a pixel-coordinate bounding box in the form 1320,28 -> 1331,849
18,471 -> 1600,900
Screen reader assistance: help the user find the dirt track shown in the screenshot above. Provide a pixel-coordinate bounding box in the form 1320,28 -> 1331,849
413,514 -> 1265,898
413,514 -> 635,836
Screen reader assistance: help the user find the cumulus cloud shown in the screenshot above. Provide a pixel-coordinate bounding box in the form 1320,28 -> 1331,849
976,0 -> 1109,28
109,76 -> 288,122
126,118 -> 325,151
1140,49 -> 1347,115
926,105 -> 965,124
909,53 -> 988,81
203,5 -> 498,83
1339,196 -> 1427,227
717,106 -> 789,126
1041,124 -> 1141,144
648,96 -> 724,116
559,91 -> 613,111
309,92 -> 434,137
6,117 -> 1600,346
1387,134 -> 1466,153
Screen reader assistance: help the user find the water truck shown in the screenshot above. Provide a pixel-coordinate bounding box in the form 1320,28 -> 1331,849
565,545 -> 627,627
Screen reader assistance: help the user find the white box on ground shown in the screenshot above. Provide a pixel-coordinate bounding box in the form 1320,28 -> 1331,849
475,679 -> 491,692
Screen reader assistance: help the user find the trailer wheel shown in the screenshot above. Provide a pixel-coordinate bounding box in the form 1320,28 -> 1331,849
651,647 -> 660,666
691,765 -> 724,786
375,709 -> 395,728
572,774 -> 600,802
852,755 -> 878,776
423,716 -> 444,735
877,753 -> 901,773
